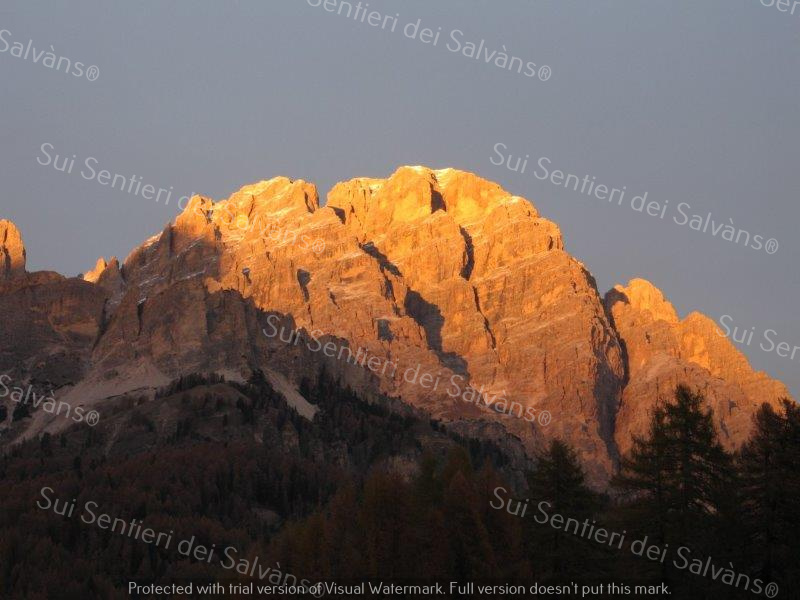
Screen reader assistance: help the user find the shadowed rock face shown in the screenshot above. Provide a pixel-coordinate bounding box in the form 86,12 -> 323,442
0,221 -> 107,388
0,167 -> 791,485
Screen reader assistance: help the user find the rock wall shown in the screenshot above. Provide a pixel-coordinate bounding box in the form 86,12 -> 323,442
0,168 -> 791,484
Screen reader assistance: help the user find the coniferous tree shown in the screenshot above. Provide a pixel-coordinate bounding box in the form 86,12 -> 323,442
613,407 -> 670,547
525,439 -> 602,581
614,386 -> 733,537
738,400 -> 800,592
665,387 -> 733,538
612,385 -> 735,592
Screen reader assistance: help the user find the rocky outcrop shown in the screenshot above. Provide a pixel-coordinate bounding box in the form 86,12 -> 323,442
0,168 -> 792,485
326,167 -> 624,478
84,256 -> 124,298
0,271 -> 107,388
606,278 -> 789,456
0,219 -> 26,280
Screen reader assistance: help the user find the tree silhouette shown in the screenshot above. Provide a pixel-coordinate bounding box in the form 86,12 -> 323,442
613,385 -> 735,592
525,439 -> 603,581
738,400 -> 800,592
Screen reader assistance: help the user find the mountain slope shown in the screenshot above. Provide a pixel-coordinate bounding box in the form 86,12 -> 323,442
0,167 -> 790,484
605,278 -> 790,456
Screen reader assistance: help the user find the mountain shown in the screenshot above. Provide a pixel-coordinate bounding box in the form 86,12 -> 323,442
0,167 -> 790,484
605,278 -> 791,457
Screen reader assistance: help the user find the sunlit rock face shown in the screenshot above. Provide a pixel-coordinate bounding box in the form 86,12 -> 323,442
0,219 -> 26,280
0,168 -> 790,485
606,278 -> 789,457
324,166 -> 625,481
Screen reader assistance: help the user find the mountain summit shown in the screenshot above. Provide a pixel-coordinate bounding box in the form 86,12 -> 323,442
0,167 -> 789,483
0,219 -> 26,280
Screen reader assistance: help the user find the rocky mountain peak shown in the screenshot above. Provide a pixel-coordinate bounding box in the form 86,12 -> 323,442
327,166 -> 536,233
606,277 -> 789,457
0,219 -> 26,280
84,257 -> 110,283
606,278 -> 679,324
171,178 -> 319,242
84,256 -> 123,297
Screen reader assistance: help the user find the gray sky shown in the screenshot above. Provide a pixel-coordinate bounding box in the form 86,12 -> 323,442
1,0 -> 798,396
